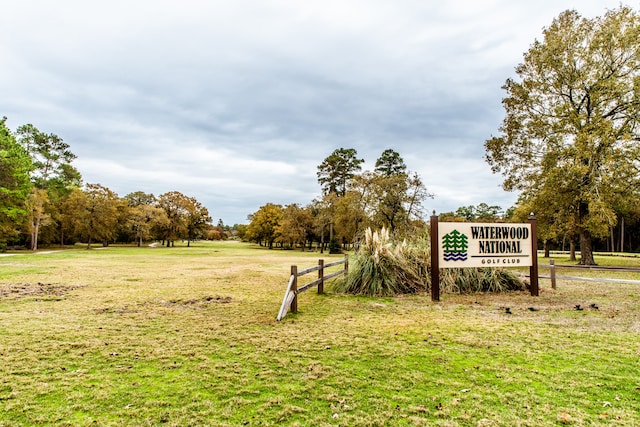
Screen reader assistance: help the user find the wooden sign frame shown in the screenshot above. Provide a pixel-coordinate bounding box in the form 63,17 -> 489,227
430,213 -> 539,301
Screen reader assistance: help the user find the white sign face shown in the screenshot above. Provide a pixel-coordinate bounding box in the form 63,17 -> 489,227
438,222 -> 533,268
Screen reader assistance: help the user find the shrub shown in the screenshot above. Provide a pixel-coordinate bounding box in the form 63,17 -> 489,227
328,237 -> 342,254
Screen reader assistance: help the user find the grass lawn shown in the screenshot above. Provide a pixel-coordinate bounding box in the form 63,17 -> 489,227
1,241 -> 639,426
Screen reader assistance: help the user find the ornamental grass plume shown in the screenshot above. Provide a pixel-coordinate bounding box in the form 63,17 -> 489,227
333,227 -> 428,296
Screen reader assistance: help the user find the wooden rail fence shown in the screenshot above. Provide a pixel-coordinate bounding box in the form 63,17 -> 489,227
277,256 -> 348,321
542,260 -> 640,288
278,259 -> 638,320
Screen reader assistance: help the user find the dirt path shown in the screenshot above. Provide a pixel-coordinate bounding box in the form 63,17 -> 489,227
0,250 -> 63,257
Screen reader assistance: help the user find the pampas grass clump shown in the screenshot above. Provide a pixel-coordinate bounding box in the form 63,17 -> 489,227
333,228 -> 427,296
442,267 -> 524,293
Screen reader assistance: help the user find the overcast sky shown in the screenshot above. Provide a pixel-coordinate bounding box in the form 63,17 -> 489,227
1,1 -> 632,225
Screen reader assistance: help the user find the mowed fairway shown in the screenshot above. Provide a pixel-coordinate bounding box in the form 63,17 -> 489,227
1,241 -> 639,426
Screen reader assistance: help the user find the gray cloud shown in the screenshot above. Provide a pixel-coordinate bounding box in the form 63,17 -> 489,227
0,0 -> 627,223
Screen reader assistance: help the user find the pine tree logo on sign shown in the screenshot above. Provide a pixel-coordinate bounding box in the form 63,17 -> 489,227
442,229 -> 468,261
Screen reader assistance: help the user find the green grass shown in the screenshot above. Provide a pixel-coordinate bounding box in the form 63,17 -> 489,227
1,242 -> 639,426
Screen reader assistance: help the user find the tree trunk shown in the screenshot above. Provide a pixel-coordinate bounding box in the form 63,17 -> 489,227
543,239 -> 550,258
578,229 -> 596,265
620,216 -> 625,253
31,214 -> 41,251
569,240 -> 576,262
610,226 -> 615,253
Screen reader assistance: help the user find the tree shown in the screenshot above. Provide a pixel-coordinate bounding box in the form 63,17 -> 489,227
346,168 -> 432,236
157,191 -> 191,247
438,211 -> 466,222
245,203 -> 283,249
485,7 -> 640,265
76,184 -> 122,248
374,148 -> 407,176
404,172 -> 431,225
58,186 -> 86,246
309,195 -> 338,252
475,203 -> 502,221
16,124 -> 80,250
236,224 -> 248,241
0,117 -> 33,249
371,150 -> 409,232
124,191 -> 157,207
183,197 -> 212,246
509,195 -> 558,257
276,204 -> 313,250
24,188 -> 52,247
317,148 -> 364,196
370,173 -> 409,231
333,185 -> 372,247
454,203 -> 503,221
123,192 -> 166,247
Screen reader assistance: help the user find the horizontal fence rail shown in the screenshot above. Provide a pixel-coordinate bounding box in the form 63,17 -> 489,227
540,260 -> 640,289
277,256 -> 348,321
551,264 -> 640,273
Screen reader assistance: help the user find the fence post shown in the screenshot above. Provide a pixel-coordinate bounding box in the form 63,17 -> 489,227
291,265 -> 298,313
344,255 -> 348,276
430,212 -> 440,302
528,213 -> 539,296
318,259 -> 324,294
550,259 -> 556,289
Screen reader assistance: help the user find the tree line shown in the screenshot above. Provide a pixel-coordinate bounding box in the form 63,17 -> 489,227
242,148 -> 433,252
0,118 -> 222,251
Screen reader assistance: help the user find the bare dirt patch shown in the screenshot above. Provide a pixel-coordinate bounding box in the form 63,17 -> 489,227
155,295 -> 234,311
0,282 -> 85,299
92,296 -> 233,315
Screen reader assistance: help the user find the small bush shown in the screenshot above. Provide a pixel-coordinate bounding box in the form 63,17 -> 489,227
328,237 -> 342,254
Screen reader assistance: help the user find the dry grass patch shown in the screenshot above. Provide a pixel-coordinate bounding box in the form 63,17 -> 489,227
0,282 -> 85,299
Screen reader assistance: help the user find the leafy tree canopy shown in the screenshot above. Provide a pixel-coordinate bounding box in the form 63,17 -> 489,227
317,148 -> 364,196
245,203 -> 284,249
16,124 -> 79,189
0,117 -> 33,248
374,149 -> 407,176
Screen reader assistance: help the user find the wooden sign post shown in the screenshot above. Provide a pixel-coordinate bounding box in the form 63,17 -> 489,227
430,212 -> 440,302
528,213 -> 539,296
